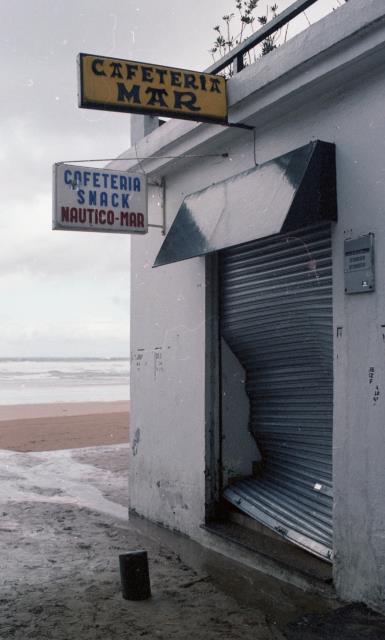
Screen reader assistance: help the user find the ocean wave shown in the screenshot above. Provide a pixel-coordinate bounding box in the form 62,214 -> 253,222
0,359 -> 130,385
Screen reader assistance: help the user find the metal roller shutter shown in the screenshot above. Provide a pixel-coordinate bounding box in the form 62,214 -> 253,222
220,223 -> 333,561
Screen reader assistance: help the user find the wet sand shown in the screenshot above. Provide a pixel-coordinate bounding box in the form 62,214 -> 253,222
0,444 -> 283,640
0,401 -> 129,452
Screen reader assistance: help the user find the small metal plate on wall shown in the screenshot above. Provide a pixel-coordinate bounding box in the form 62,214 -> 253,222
344,233 -> 375,294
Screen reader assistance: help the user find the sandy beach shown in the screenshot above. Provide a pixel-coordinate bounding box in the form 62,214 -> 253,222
0,401 -> 129,452
1,410 -> 383,638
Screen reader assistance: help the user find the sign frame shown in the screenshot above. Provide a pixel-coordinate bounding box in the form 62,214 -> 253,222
52,163 -> 148,235
78,53 -> 228,125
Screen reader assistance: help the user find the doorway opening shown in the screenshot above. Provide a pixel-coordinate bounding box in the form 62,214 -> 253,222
217,223 -> 333,564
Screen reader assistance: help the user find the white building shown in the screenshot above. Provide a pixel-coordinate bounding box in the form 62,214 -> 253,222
115,0 -> 385,613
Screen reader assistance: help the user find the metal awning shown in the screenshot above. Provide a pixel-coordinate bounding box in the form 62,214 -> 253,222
153,140 -> 336,267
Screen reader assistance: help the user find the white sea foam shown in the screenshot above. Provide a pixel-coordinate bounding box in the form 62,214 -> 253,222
0,358 -> 130,404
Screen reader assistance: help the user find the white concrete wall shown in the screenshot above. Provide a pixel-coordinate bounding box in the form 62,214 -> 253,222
129,177 -> 207,534
129,137 -> 255,537
242,69 -> 385,611
127,0 -> 385,612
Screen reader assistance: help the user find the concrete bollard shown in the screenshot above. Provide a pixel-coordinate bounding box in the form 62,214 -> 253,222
119,550 -> 151,600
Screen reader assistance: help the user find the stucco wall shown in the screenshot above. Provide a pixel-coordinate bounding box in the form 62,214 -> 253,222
244,69 -> 385,610
128,0 -> 385,612
129,136 -> 255,536
129,185 -> 207,534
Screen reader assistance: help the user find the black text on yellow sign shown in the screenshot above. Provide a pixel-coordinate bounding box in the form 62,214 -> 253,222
78,53 -> 228,124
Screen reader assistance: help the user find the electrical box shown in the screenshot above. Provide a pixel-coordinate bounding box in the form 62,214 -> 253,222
344,233 -> 375,294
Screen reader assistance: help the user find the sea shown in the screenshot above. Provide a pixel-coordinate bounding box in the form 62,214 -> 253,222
0,358 -> 130,405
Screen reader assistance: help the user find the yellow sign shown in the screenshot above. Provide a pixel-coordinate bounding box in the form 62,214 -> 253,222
78,53 -> 227,124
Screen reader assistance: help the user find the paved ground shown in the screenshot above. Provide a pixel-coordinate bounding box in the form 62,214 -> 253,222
1,445 -> 385,639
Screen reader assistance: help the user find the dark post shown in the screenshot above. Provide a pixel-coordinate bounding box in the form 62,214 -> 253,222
119,550 -> 151,600
235,53 -> 244,74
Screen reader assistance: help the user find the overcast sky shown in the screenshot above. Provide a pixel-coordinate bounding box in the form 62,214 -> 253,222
0,0 -> 342,358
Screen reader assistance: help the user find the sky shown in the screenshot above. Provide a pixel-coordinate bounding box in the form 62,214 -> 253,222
0,0 -> 343,358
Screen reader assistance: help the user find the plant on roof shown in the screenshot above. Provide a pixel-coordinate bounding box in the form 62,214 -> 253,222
210,0 -> 349,75
209,1 -> 279,73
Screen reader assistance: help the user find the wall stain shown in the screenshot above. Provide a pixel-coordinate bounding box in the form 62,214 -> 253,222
154,347 -> 164,380
132,348 -> 145,372
132,429 -> 141,456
